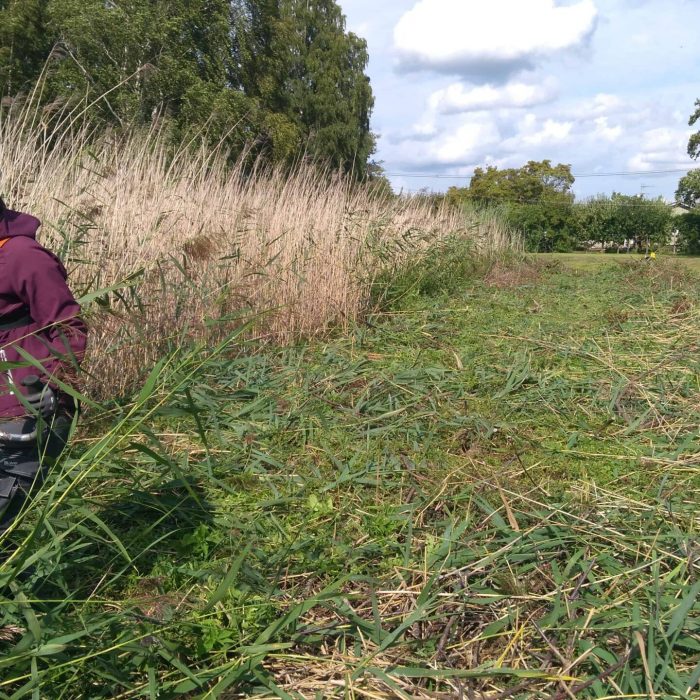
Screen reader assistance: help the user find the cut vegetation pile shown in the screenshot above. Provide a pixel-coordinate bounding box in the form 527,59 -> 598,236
1,256 -> 698,698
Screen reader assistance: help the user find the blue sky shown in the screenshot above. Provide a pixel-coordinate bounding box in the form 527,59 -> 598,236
339,0 -> 700,200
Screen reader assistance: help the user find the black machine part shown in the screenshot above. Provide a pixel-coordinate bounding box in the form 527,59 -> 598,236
0,368 -> 71,531
22,374 -> 57,420
0,408 -> 71,533
0,443 -> 44,532
0,375 -> 57,443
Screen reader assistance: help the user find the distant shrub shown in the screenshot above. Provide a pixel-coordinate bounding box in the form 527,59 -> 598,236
574,195 -> 673,252
371,235 -> 481,308
676,211 -> 700,255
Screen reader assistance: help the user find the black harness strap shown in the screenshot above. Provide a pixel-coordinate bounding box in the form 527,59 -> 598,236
0,307 -> 33,331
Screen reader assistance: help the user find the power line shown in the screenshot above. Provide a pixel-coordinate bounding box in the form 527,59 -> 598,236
384,167 -> 698,180
390,191 -> 689,207
438,198 -> 684,208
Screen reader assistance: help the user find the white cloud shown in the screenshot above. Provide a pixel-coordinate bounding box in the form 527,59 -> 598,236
517,116 -> 574,147
433,120 -> 501,164
579,93 -> 625,118
387,111 -> 502,167
640,127 -> 683,152
387,105 -> 621,173
413,120 -> 438,137
339,0 -> 700,199
348,20 -> 370,37
628,126 -> 692,171
429,78 -> 558,114
387,109 -> 582,170
394,0 -> 598,78
561,93 -> 655,135
593,117 -> 622,142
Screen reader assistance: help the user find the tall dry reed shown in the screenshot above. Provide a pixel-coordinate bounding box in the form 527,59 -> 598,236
0,107 -> 517,398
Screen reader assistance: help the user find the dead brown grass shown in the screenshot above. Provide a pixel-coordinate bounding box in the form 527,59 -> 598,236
0,108 -> 517,398
484,258 -> 552,289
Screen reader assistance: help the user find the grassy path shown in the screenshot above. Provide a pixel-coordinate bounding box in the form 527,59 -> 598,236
541,251 -> 700,272
2,256 -> 699,698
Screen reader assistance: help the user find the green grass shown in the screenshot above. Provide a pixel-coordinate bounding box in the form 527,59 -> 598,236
541,251 -> 700,272
1,254 -> 699,698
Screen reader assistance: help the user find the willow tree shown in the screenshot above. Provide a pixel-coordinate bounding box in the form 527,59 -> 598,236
0,0 -> 52,96
0,0 -> 376,172
232,0 -> 375,173
44,0 -> 234,121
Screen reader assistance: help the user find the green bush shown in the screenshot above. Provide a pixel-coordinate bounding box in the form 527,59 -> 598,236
508,202 -> 577,252
574,195 -> 673,252
371,235 -> 481,308
675,211 -> 700,254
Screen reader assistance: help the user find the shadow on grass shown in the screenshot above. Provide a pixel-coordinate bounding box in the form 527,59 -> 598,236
1,476 -> 215,598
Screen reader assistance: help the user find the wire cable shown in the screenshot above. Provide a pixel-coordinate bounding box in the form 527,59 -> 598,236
383,167 -> 699,180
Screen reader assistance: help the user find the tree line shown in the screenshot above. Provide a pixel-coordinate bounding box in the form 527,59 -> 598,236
0,0 -> 375,175
444,159 -> 700,254
448,98 -> 700,254
4,1 -> 700,212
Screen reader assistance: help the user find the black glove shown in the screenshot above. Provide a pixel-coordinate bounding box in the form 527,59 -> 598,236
22,375 -> 57,419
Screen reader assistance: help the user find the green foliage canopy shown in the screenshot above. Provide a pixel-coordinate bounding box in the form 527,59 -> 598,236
0,0 -> 51,97
675,169 -> 700,209
575,194 -> 673,251
688,98 -> 700,161
0,0 -> 375,174
574,196 -> 611,247
447,159 -> 574,206
45,0 -> 234,121
675,211 -> 700,255
609,194 -> 672,250
446,160 -> 576,252
231,0 -> 374,170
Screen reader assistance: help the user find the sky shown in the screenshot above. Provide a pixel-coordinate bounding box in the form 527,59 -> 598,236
338,0 -> 700,200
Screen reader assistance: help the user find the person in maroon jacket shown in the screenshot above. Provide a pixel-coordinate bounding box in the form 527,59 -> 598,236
0,198 -> 87,531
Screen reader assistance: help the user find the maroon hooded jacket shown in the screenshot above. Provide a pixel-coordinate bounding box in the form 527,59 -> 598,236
0,208 -> 87,418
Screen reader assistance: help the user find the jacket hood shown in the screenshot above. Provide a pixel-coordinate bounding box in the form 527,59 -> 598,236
1,208 -> 41,239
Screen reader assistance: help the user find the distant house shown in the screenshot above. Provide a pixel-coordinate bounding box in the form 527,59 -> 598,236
670,201 -> 693,216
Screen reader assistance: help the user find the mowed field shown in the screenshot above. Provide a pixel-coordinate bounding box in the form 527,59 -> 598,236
2,254 -> 700,698
542,251 -> 700,272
